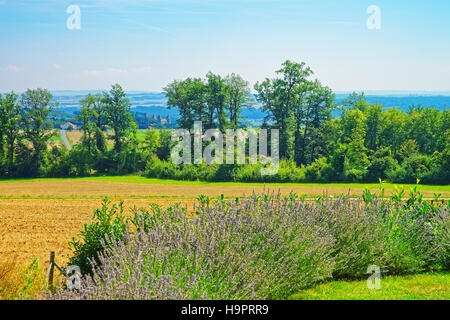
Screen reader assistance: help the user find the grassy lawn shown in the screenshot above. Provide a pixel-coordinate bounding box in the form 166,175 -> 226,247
289,273 -> 450,300
136,129 -> 150,141
48,135 -> 63,144
0,175 -> 448,193
46,130 -> 64,145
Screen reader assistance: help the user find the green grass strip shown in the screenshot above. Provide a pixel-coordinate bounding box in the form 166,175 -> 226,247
289,273 -> 450,300
0,175 -> 448,192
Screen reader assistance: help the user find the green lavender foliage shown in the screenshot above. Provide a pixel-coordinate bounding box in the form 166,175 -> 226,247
50,189 -> 449,300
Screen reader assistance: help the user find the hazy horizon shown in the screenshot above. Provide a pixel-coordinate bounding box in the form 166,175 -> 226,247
4,89 -> 450,97
1,0 -> 449,92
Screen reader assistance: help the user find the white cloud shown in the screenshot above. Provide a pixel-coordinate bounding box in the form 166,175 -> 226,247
107,67 -> 128,74
5,65 -> 25,72
81,70 -> 103,77
81,66 -> 152,76
52,64 -> 61,69
130,66 -> 152,73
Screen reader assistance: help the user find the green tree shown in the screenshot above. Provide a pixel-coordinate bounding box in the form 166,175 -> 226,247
225,73 -> 250,129
397,139 -> 420,162
19,89 -> 56,176
364,104 -> 383,151
342,92 -> 369,112
292,79 -> 312,166
406,107 -> 443,155
142,129 -> 161,159
379,108 -> 406,156
0,94 -> 6,163
255,60 -> 312,159
205,72 -> 228,130
90,94 -> 108,153
102,84 -> 134,154
300,81 -> 334,165
0,92 -> 21,173
157,129 -> 173,161
165,78 -> 206,129
78,94 -> 101,154
340,109 -> 369,177
366,147 -> 397,181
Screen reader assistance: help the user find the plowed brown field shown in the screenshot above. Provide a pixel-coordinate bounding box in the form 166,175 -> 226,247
0,179 -> 444,198
0,198 -> 194,268
0,179 -> 447,270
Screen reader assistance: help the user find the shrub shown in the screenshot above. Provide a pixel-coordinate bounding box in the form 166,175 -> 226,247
388,154 -> 432,184
233,162 -> 264,182
51,193 -> 338,299
344,168 -> 367,182
49,192 -> 449,300
366,148 -> 398,181
147,158 -> 307,183
305,157 -> 334,182
145,156 -> 177,179
271,160 -> 305,183
419,150 -> 450,185
68,198 -> 128,275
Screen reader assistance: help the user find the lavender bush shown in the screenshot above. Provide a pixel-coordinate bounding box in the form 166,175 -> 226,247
46,191 -> 449,300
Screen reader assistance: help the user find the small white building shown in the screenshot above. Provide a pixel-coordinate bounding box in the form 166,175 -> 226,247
61,122 -> 78,130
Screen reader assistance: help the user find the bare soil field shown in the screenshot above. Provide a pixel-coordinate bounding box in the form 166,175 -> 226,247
66,130 -> 114,147
65,130 -> 83,146
0,198 -> 194,268
0,179 -> 446,199
0,179 -> 447,270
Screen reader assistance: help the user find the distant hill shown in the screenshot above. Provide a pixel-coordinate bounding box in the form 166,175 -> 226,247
49,91 -> 449,128
334,94 -> 450,111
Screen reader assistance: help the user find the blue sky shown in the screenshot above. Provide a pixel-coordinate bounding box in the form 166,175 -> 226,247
0,0 -> 449,92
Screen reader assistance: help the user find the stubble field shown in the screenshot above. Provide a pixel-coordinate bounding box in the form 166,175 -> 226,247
0,198 -> 195,268
0,177 -> 448,270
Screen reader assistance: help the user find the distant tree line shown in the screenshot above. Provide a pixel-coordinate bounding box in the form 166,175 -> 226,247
0,89 -> 56,177
157,61 -> 448,184
1,60 -> 448,184
0,85 -> 142,177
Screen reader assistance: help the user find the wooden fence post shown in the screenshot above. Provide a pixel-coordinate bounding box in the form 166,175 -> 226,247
46,251 -> 55,289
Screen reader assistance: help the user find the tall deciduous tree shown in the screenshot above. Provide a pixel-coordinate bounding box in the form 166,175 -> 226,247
19,88 -> 56,176
340,109 -> 369,170
342,92 -> 368,111
102,84 -> 134,154
406,107 -> 443,155
0,92 -> 21,172
255,60 -> 334,164
78,94 -> 101,154
165,78 -> 206,129
91,93 -> 107,153
0,94 -> 7,167
301,81 -> 334,165
255,60 -> 312,158
226,73 -> 250,129
379,108 -> 406,156
206,72 -> 228,130
364,104 -> 383,151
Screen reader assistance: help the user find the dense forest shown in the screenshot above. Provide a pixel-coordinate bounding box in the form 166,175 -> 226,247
0,60 -> 448,184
